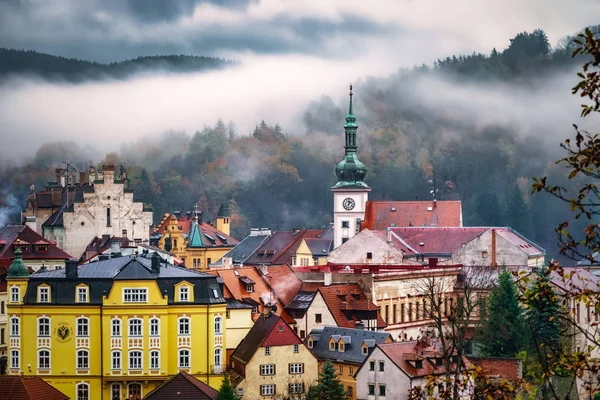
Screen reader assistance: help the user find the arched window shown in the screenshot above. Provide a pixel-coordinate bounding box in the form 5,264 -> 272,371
111,383 -> 121,400
10,317 -> 19,337
178,349 -> 190,368
149,318 -> 160,337
150,350 -> 160,370
38,349 -> 50,369
111,318 -> 121,336
178,317 -> 190,336
10,349 -> 19,369
38,317 -> 50,337
77,349 -> 89,369
214,347 -> 222,369
129,318 -> 142,337
76,317 -> 89,337
76,382 -> 90,400
214,315 -> 222,335
128,383 -> 142,400
111,350 -> 121,370
10,286 -> 19,303
129,350 -> 142,370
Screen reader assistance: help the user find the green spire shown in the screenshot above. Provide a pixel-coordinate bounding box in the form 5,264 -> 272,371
187,218 -> 204,248
8,248 -> 29,278
333,85 -> 368,189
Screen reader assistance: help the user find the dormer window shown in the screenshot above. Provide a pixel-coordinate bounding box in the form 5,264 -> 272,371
415,360 -> 423,369
179,286 -> 189,302
77,286 -> 89,303
36,245 -> 48,252
246,284 -> 254,293
38,286 -> 50,303
307,337 -> 313,349
362,344 -> 368,355
329,339 -> 336,351
339,342 -> 345,352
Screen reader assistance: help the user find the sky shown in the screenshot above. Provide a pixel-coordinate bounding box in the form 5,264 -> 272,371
1,0 -> 600,161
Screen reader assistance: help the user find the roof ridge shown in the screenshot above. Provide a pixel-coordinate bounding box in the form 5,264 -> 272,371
271,229 -> 308,263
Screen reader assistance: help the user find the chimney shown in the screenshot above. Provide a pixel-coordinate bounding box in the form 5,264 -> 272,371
491,229 -> 497,267
428,257 -> 438,269
98,254 -> 110,261
386,228 -> 392,244
65,259 -> 78,278
174,210 -> 182,220
79,171 -> 86,185
151,252 -> 161,274
324,271 -> 332,286
24,216 -> 37,233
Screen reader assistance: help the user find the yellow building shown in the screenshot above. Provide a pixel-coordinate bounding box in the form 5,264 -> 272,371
7,249 -> 227,400
157,214 -> 187,261
292,238 -> 332,267
230,312 -> 318,399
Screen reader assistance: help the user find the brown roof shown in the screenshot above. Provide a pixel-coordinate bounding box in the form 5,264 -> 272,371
469,357 -> 521,380
361,200 -> 463,230
389,227 -> 487,255
318,284 -> 387,329
0,225 -> 72,260
0,375 -> 69,400
262,264 -> 302,306
143,371 -> 218,399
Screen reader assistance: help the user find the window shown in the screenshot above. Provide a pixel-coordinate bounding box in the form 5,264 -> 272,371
289,363 -> 304,374
212,288 -> 220,298
214,348 -> 222,368
349,366 -> 354,375
10,349 -> 19,369
342,237 -> 349,244
193,259 -> 198,269
150,318 -> 160,337
179,317 -> 190,335
393,304 -> 397,324
416,301 -> 420,320
38,286 -> 49,303
293,344 -> 299,353
385,305 -> 389,322
307,337 -> 313,349
207,257 -> 212,264
366,251 -> 373,259
38,317 -> 50,337
76,317 -> 89,337
415,360 -> 423,369
379,385 -> 386,396
265,346 -> 271,356
278,326 -> 284,332
214,316 -> 222,335
289,383 -> 304,394
408,302 -> 413,321
347,386 -> 353,397
341,220 -> 349,228
129,318 -> 142,337
237,388 -> 244,397
150,350 -> 160,369
77,287 -> 88,303
10,286 -> 20,303
106,207 -> 111,227
129,350 -> 142,369
261,384 -> 275,396
401,303 -> 405,322
260,364 -> 275,375
112,350 -> 121,369
315,314 -> 322,323
226,310 -> 230,319
111,384 -> 121,400
10,317 -> 19,336
77,383 -> 89,400
111,318 -> 121,336
368,384 -> 375,395
77,349 -> 89,369
369,361 -> 375,371
0,328 -> 4,344
1,301 -> 4,314
379,361 -> 385,371
38,349 -> 50,369
339,364 -> 344,374
179,286 -> 189,302
123,288 -> 147,303
329,340 -> 335,351
339,342 -> 345,352
179,349 -> 190,368
245,283 -> 254,293
362,345 -> 368,355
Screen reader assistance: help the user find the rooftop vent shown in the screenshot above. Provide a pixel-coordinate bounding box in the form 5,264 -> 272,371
391,207 -> 396,212
419,242 -> 425,246
427,206 -> 433,211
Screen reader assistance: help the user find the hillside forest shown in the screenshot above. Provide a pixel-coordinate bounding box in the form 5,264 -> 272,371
1,27 -> 599,262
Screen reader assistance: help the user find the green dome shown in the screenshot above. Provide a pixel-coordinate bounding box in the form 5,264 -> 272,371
8,248 -> 29,278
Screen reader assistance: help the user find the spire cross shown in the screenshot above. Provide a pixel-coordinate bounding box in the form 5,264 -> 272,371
349,84 -> 353,114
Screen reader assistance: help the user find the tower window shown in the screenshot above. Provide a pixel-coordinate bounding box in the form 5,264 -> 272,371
106,208 -> 111,227
342,238 -> 349,244
341,221 -> 349,228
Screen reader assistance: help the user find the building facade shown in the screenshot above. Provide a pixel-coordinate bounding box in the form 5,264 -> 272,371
6,251 -> 227,399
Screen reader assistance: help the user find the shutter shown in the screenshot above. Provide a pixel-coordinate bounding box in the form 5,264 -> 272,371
289,363 -> 291,374
273,364 -> 276,375
301,363 -> 305,374
273,384 -> 276,395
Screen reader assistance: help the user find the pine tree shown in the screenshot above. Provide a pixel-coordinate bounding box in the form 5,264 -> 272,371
308,360 -> 348,400
217,374 -> 239,400
479,268 -> 525,357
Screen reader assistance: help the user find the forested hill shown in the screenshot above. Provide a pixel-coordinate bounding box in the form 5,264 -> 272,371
0,48 -> 236,81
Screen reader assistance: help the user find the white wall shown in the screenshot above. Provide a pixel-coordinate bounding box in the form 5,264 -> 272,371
328,230 -> 405,265
333,189 -> 370,249
355,347 -> 411,400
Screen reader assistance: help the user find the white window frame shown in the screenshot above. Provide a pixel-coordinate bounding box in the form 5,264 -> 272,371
111,350 -> 121,370
214,315 -> 222,335
123,288 -> 148,303
111,383 -> 121,400
38,316 -> 51,337
178,349 -> 190,368
76,382 -> 90,400
149,317 -> 160,337
77,286 -> 88,303
214,347 -> 222,369
38,286 -> 50,303
76,317 -> 89,337
129,318 -> 143,337
10,286 -> 20,303
77,349 -> 89,370
260,364 -> 275,376
179,286 -> 189,302
129,350 -> 143,370
111,318 -> 121,337
10,349 -> 19,369
293,344 -> 299,353
10,316 -> 20,337
245,283 -> 254,293
289,383 -> 304,394
289,363 -> 304,374
150,350 -> 160,370
261,384 -> 275,396
265,346 -> 271,355
178,317 -> 190,336
38,349 -> 50,370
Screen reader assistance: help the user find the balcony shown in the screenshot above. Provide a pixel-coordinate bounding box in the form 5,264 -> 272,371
211,365 -> 226,374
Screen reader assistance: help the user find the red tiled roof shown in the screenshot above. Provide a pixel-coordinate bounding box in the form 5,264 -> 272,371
389,227 -> 487,254
261,316 -> 302,347
361,200 -> 463,230
0,225 -> 72,260
318,284 -> 387,329
156,214 -> 193,234
196,222 -> 239,247
469,357 -> 521,380
300,282 -> 325,292
262,265 -> 302,306
143,371 -> 218,399
0,375 -> 69,400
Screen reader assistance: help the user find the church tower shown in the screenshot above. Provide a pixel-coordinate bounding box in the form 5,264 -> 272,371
332,85 -> 370,248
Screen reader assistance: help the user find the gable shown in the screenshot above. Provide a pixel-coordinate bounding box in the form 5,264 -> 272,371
327,230 -> 404,265
261,317 -> 302,347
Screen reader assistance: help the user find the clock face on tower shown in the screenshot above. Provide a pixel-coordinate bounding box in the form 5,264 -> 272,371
342,197 -> 355,211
